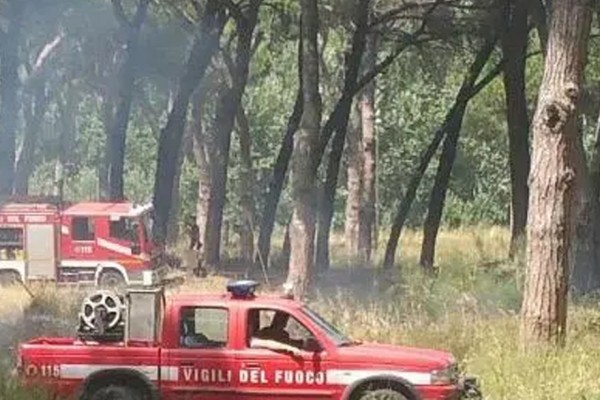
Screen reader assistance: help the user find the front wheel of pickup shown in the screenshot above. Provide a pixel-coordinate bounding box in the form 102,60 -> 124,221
357,389 -> 408,400
89,385 -> 142,400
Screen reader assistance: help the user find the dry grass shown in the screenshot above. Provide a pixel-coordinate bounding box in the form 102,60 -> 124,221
3,226 -> 600,399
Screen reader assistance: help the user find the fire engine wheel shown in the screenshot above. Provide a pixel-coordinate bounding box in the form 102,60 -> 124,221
356,388 -> 409,400
98,269 -> 126,288
88,385 -> 142,400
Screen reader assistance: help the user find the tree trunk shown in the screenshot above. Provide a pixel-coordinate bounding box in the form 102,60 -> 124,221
384,37 -> 500,270
286,0 -> 322,300
203,1 -> 260,268
107,0 -> 151,201
572,114 -> 600,294
530,0 -> 548,52
344,100 -> 363,255
570,13 -> 600,297
14,80 -> 50,195
419,37 -> 498,273
192,91 -> 210,255
255,88 -> 303,269
0,0 -> 25,196
152,1 -> 227,243
502,0 -> 531,259
237,105 -> 256,263
314,0 -> 371,271
166,126 -> 191,245
520,0 -> 592,348
358,31 -> 378,263
55,83 -> 78,199
99,95 -> 115,200
281,220 -> 292,269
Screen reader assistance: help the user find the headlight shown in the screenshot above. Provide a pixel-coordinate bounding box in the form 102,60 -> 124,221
431,363 -> 459,385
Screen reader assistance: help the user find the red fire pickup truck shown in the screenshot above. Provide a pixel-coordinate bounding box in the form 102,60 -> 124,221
15,281 -> 481,400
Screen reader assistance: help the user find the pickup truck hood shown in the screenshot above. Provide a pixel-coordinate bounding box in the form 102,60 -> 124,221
335,342 -> 455,371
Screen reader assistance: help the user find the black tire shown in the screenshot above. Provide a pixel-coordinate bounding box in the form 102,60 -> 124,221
98,269 -> 126,288
88,385 -> 141,400
357,388 -> 408,400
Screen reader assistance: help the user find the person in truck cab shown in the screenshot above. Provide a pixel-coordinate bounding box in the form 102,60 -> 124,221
248,310 -> 302,356
180,308 -> 210,348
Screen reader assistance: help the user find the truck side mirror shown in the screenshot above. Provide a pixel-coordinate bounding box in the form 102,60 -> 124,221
131,244 -> 141,255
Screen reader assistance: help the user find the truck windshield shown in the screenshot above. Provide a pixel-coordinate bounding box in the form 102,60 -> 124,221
302,306 -> 353,346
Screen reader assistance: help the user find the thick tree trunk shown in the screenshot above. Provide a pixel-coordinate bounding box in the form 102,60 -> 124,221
107,0 -> 151,201
502,0 -> 531,259
0,0 -> 25,196
571,13 -> 600,296
203,1 -> 260,268
530,0 -> 548,52
286,0 -> 322,299
192,92 -> 210,254
314,0 -> 371,271
166,127 -> 191,245
520,0 -> 591,348
237,105 -> 256,263
419,37 -> 498,272
358,31 -> 378,263
14,81 -> 50,195
572,118 -> 600,294
255,89 -> 303,268
344,101 -> 363,255
384,38 -> 500,270
55,84 -> 78,198
152,1 -> 227,243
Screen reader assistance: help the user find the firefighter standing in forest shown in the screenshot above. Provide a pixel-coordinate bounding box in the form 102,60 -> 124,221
185,216 -> 206,278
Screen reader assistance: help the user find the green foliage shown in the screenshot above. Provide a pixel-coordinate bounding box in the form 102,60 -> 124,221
13,0 -> 600,245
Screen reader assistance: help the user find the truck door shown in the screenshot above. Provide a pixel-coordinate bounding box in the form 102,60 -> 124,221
25,224 -> 57,280
161,305 -> 237,400
237,307 -> 335,400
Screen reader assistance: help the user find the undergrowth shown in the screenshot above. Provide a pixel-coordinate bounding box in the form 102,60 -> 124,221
2,227 -> 600,399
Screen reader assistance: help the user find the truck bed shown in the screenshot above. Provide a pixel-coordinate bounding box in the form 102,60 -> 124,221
20,337 -> 162,378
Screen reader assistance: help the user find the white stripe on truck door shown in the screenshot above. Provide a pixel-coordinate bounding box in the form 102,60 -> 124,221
57,364 -> 431,386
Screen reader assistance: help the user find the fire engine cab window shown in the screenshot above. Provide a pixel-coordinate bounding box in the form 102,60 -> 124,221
72,217 -> 95,241
248,309 -> 315,351
0,228 -> 24,260
180,307 -> 228,349
109,218 -> 139,243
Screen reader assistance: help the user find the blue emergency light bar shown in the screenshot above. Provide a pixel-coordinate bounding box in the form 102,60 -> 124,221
226,280 -> 260,298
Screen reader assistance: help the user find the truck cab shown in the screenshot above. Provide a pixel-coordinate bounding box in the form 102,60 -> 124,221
16,282 -> 481,400
0,198 -> 166,286
59,202 -> 161,286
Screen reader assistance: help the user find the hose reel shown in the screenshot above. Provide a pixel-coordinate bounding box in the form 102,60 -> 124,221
77,290 -> 125,341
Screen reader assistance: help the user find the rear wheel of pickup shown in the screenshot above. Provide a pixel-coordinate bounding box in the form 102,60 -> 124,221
89,385 -> 142,400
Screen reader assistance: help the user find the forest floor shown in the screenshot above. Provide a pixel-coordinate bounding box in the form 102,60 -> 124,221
3,226 -> 600,399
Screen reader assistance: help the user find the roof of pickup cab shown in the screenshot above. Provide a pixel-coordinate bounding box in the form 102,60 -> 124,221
167,292 -> 304,309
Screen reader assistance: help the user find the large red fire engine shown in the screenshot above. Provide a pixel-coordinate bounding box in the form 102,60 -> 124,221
0,197 -> 167,287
